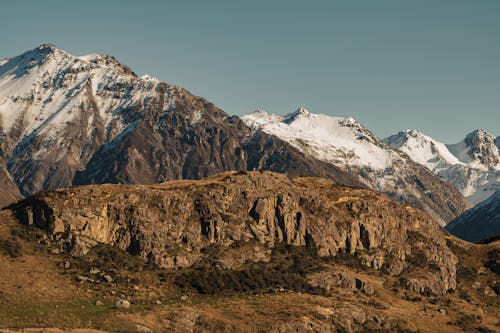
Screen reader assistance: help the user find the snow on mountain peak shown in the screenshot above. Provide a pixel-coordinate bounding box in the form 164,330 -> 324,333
447,129 -> 499,169
242,108 -> 395,170
386,127 -> 500,204
283,107 -> 314,123
384,129 -> 462,168
0,44 -> 160,147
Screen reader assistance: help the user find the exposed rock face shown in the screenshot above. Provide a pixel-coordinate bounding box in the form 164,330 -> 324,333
9,171 -> 458,295
459,129 -> 499,168
306,268 -> 374,295
446,190 -> 500,242
0,44 -> 360,200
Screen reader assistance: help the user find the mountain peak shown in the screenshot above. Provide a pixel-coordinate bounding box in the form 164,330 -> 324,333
402,129 -> 425,137
465,128 -> 495,142
28,43 -> 70,59
0,43 -> 72,75
446,128 -> 499,169
36,43 -> 57,52
283,107 -> 313,123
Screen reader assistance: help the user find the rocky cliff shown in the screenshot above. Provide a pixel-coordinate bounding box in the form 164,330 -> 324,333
10,171 -> 459,295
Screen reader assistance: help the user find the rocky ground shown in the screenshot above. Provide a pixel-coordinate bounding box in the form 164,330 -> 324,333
0,172 -> 498,332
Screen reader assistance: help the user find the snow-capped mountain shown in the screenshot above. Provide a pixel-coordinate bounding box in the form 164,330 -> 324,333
0,44 -> 469,224
0,44 -> 362,205
385,129 -> 500,205
446,190 -> 500,242
242,108 -> 469,225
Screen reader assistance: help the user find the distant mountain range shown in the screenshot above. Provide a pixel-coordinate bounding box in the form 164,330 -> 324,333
0,44 -> 480,227
385,129 -> 500,205
243,109 -> 473,225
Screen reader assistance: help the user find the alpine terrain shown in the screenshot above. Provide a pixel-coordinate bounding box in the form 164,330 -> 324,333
0,44 -> 361,207
385,129 -> 500,205
242,109 -> 469,225
0,171 -> 498,332
0,45 -> 468,226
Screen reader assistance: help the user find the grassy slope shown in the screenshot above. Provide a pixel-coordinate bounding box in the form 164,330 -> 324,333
0,210 -> 498,332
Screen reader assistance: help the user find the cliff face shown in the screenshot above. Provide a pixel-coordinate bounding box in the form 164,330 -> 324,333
10,171 -> 458,295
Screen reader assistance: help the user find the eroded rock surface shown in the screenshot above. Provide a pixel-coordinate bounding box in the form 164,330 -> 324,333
9,171 -> 458,294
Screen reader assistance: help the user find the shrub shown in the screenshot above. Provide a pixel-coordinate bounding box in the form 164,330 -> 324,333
70,243 -> 143,276
174,243 -> 327,295
0,239 -> 21,258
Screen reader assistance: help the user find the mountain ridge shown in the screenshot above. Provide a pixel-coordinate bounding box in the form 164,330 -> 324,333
0,44 -> 361,207
242,108 -> 469,225
446,190 -> 500,242
385,128 -> 500,205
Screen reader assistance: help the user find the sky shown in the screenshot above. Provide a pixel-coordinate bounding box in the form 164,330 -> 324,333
0,0 -> 499,142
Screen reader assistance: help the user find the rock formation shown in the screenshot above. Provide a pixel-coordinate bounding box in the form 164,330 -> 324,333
9,171 -> 458,295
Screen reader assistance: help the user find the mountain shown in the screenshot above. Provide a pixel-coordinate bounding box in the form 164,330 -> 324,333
0,161 -> 21,207
385,129 -> 500,205
446,190 -> 500,242
1,171 -> 499,331
0,44 -> 361,202
242,109 -> 469,225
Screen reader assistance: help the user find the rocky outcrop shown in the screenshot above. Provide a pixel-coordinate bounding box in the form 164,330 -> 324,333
306,268 -> 375,295
9,171 -> 458,294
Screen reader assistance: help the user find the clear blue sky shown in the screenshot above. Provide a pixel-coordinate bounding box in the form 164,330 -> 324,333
1,0 -> 499,142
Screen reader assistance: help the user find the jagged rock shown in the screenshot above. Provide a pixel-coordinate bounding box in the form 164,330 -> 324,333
134,325 -> 153,333
307,269 -> 375,295
76,275 -> 92,284
89,267 -> 100,274
114,299 -> 130,309
478,267 -> 489,275
484,287 -> 496,296
405,277 -> 451,296
59,261 -> 71,269
9,171 -> 458,294
102,274 -> 114,283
